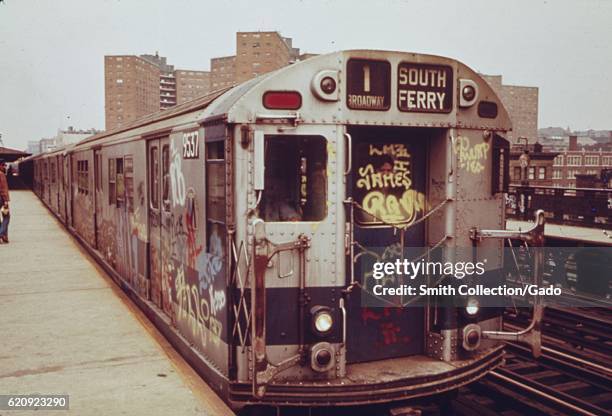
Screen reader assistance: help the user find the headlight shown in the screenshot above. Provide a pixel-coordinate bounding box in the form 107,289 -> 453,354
465,297 -> 480,316
311,306 -> 333,336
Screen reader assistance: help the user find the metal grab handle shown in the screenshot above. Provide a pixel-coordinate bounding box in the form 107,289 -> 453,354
344,132 -> 352,176
251,227 -> 310,398
471,209 -> 546,357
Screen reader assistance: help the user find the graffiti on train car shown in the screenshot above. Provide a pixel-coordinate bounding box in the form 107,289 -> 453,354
170,139 -> 186,207
185,189 -> 202,269
355,143 -> 425,225
361,307 -> 412,346
174,263 -> 224,347
454,136 -> 489,174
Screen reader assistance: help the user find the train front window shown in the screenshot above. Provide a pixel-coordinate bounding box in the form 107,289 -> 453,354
260,135 -> 327,222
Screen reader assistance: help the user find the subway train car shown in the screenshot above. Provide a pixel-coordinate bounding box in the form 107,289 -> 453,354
26,50 -> 544,412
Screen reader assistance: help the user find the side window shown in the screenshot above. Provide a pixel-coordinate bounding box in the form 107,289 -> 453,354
95,153 -> 102,191
83,160 -> 89,195
125,156 -> 134,212
116,158 -> 124,207
150,147 -> 159,209
109,158 -> 116,205
77,160 -> 89,195
162,145 -> 170,211
206,140 -> 226,253
260,135 -> 327,222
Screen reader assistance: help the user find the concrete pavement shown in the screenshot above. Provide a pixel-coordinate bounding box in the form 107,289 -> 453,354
0,191 -> 234,416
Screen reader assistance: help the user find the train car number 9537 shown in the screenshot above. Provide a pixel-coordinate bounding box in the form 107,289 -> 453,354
182,131 -> 199,159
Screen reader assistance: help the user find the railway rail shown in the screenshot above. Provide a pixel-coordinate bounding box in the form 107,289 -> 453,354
455,342 -> 611,416
504,306 -> 612,369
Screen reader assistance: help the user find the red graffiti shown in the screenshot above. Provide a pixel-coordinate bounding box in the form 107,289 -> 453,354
185,209 -> 202,269
361,307 -> 411,346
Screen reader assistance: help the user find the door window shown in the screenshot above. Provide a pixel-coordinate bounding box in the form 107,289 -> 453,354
352,141 -> 424,226
260,135 -> 327,222
150,147 -> 159,209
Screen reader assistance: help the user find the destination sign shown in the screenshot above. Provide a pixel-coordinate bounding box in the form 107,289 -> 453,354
397,63 -> 453,113
346,59 -> 391,111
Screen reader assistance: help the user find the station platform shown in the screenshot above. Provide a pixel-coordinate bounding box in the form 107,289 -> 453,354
0,191 -> 234,416
507,219 -> 612,246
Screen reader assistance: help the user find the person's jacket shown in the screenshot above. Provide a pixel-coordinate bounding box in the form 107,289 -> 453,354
0,170 -> 9,203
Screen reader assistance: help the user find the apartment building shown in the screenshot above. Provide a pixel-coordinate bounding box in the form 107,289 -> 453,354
482,75 -> 539,144
210,56 -> 237,91
105,53 -> 211,130
210,31 -> 302,90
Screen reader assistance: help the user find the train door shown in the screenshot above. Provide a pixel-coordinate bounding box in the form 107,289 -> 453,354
61,155 -> 68,221
160,140 -> 173,316
58,155 -> 64,219
56,156 -> 61,213
67,155 -> 74,228
147,138 -> 165,308
345,126 -> 428,363
94,149 -> 102,249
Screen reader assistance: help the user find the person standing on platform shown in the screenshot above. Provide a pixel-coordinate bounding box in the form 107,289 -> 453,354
0,159 -> 10,244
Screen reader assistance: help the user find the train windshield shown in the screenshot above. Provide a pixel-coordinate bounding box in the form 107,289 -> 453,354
260,135 -> 327,222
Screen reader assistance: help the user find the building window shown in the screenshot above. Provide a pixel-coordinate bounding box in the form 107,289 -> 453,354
602,156 -> 612,166
553,155 -> 564,166
584,155 -> 599,165
528,167 -> 535,180
553,169 -> 562,179
514,166 -> 521,180
116,79 -> 123,84
567,155 -> 582,166
538,167 -> 546,180
567,169 -> 579,179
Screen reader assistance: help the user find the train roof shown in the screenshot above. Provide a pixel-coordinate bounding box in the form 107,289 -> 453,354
33,50 -> 512,155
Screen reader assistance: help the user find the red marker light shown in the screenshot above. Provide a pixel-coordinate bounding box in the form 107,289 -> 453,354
263,91 -> 302,110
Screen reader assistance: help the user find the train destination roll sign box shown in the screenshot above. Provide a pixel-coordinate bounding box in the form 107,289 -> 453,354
346,60 -> 453,113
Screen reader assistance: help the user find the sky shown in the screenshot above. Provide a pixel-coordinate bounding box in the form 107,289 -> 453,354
0,0 -> 610,150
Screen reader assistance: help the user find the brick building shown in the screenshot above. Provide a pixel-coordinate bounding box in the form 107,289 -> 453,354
176,70 -> 210,104
210,56 -> 237,90
210,31 -> 303,91
482,75 -> 539,144
510,142 -> 558,186
105,53 -> 211,130
550,136 -> 612,188
105,55 -> 161,130
235,31 -> 296,83
106,33 -> 308,129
